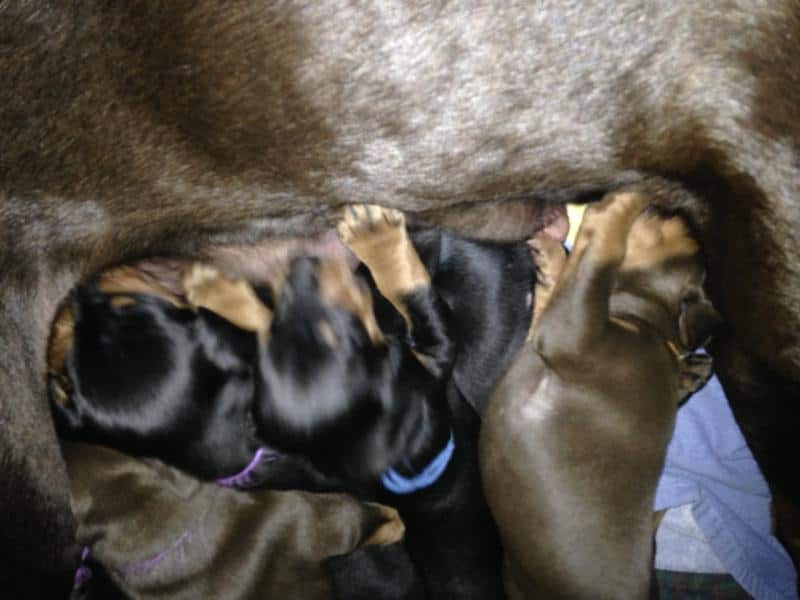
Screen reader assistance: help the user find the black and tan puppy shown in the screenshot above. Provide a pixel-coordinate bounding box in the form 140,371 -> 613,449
208,205 -> 528,598
480,191 -> 720,599
49,266 -> 266,480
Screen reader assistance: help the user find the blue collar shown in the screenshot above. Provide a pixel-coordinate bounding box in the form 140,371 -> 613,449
381,431 -> 455,495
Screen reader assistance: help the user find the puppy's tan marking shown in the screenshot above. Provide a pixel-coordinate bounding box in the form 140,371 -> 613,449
315,258 -> 383,345
47,303 -> 76,408
361,504 -> 406,547
337,204 -> 430,327
622,213 -> 700,272
110,296 -> 136,308
98,265 -> 186,307
47,304 -> 75,377
183,263 -> 272,338
527,233 -> 567,338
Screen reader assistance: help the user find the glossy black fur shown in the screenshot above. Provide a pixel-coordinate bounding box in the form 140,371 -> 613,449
252,255 -> 498,598
51,285 -> 262,480
252,257 -> 453,486
249,232 -> 535,598
408,227 -> 536,415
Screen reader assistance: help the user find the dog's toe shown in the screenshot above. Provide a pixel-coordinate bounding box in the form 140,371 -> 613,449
338,203 -> 406,248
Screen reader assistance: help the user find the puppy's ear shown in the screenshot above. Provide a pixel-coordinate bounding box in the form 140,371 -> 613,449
195,308 -> 259,371
48,373 -> 83,433
678,289 -> 722,350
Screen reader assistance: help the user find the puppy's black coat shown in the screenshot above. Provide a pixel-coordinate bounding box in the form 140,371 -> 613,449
52,285 -> 261,480
249,227 -> 536,598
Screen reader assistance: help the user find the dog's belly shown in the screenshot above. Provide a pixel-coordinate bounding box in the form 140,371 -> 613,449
4,3 -> 792,243
7,1 -> 798,374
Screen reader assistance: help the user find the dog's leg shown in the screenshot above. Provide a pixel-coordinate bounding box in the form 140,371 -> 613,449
337,204 -> 430,326
338,204 -> 452,377
527,232 -> 567,338
533,191 -> 649,361
183,263 -> 272,338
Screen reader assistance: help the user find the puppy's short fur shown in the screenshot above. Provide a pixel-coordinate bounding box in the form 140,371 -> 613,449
480,191 -> 720,599
63,440 -> 406,600
50,267 -> 263,480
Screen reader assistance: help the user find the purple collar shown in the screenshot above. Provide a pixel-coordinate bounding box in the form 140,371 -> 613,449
216,446 -> 283,489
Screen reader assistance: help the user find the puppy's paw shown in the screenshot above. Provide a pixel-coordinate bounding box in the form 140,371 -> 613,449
183,263 -> 223,307
528,233 -> 567,335
183,263 -> 271,335
337,204 -> 429,309
362,504 -> 406,547
337,204 -> 406,262
581,191 -> 650,236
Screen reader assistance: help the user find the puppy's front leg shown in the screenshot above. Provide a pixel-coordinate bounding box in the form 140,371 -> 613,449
337,204 -> 430,325
338,204 -> 452,376
527,232 -> 568,337
183,263 -> 272,338
534,192 -> 649,362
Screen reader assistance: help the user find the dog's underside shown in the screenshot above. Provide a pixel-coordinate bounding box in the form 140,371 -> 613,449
2,2 -> 799,594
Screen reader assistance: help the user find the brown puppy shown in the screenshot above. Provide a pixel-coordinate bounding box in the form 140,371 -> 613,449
480,191 -> 719,599
64,440 -> 404,599
3,3 -> 800,593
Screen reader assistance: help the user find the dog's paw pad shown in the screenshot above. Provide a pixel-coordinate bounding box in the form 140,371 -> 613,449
589,191 -> 650,221
182,263 -> 223,305
338,204 -> 405,245
363,504 -> 406,546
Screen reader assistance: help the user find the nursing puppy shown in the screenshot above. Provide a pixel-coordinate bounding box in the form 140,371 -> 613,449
210,204 -> 534,598
49,266 -> 265,480
480,191 -> 719,599
63,440 -> 407,600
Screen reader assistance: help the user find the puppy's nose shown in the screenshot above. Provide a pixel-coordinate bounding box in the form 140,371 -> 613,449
285,256 -> 320,293
276,257 -> 321,313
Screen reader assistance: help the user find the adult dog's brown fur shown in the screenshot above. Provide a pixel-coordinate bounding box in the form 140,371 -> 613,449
1,2 -> 799,595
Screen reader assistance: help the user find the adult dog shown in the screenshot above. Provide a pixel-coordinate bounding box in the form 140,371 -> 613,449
481,191 -> 718,598
2,2 -> 799,595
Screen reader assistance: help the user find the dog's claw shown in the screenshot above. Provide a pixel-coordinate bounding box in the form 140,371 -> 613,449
338,203 -> 404,245
337,203 -> 429,326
